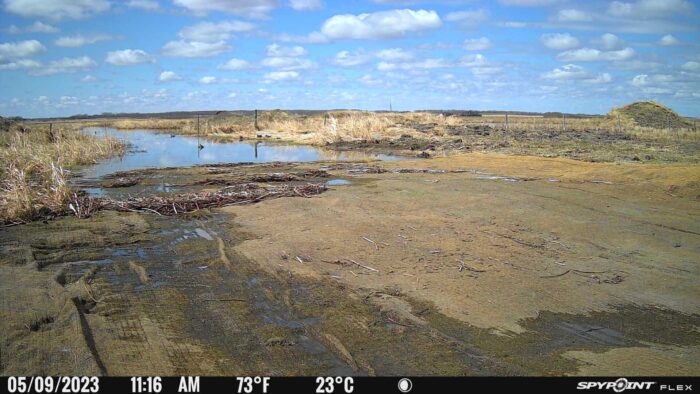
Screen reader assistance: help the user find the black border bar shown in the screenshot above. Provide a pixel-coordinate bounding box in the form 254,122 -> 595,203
1,376 -> 698,394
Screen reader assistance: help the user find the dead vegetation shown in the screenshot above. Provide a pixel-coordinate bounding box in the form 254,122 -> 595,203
89,105 -> 699,163
0,123 -> 124,224
64,183 -> 327,219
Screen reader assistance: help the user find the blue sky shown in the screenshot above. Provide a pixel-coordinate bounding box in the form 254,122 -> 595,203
0,0 -> 699,118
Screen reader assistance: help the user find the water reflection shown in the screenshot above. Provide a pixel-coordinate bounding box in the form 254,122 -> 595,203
82,127 -> 398,179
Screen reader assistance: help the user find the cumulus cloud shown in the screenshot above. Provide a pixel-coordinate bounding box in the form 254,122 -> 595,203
585,73 -> 612,84
266,43 -> 307,57
199,76 -> 217,84
377,58 -> 449,72
178,21 -> 255,42
375,48 -> 413,61
333,50 -> 370,67
681,61 -> 700,72
127,0 -> 160,10
659,34 -> 680,46
4,0 -> 110,20
31,56 -> 97,75
555,9 -> 592,22
444,9 -> 488,29
218,58 -> 251,70
289,0 -> 323,11
319,9 -> 441,40
162,40 -> 230,57
557,47 -> 635,62
3,21 -> 57,34
105,49 -> 155,66
0,58 -> 41,70
540,33 -> 579,50
596,33 -> 623,50
54,34 -> 114,47
499,0 -> 563,6
158,71 -> 182,82
263,70 -> 300,82
173,0 -> 277,19
0,40 -> 46,60
463,37 -> 492,51
81,74 -> 97,82
262,56 -> 315,71
541,64 -> 588,80
607,0 -> 692,18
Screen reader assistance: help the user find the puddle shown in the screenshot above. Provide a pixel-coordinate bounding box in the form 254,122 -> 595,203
81,127 -> 398,179
326,179 -> 352,186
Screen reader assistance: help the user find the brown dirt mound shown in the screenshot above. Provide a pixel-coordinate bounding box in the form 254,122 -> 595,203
611,101 -> 692,129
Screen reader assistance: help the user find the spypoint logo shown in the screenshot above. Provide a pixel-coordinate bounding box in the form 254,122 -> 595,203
577,378 -> 656,392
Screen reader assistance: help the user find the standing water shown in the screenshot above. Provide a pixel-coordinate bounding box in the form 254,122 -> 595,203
81,127 -> 397,179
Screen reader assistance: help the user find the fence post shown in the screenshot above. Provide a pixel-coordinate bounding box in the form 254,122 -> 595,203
505,113 -> 509,131
254,109 -> 259,131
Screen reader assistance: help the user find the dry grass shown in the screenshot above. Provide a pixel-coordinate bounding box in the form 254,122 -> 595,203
0,123 -> 124,223
91,109 -> 699,163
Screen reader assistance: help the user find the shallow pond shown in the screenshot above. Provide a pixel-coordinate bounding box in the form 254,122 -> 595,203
81,127 -> 397,179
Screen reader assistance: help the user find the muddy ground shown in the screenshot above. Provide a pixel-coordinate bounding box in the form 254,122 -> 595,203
1,154 -> 699,376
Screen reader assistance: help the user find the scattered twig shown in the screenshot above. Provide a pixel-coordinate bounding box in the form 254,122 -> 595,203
540,269 -> 570,278
347,259 -> 378,272
362,236 -> 379,250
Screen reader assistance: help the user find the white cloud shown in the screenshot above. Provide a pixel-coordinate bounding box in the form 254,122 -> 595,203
607,0 -> 692,18
557,47 -> 635,62
4,0 -> 110,20
127,0 -> 160,10
0,58 -> 41,70
681,61 -> 700,72
218,58 -> 251,70
262,56 -> 315,71
158,71 -> 182,82
333,50 -> 370,67
199,76 -> 217,84
54,34 -> 113,47
585,73 -> 612,84
26,21 -> 59,33
319,9 -> 441,40
358,74 -> 383,86
105,49 -> 155,66
266,43 -> 307,57
31,56 -> 96,75
444,9 -> 488,29
596,33 -> 623,50
179,21 -> 255,42
542,64 -> 588,80
499,0 -> 562,5
162,40 -> 230,57
377,58 -> 449,72
263,70 -> 300,82
459,53 -> 488,67
463,37 -> 492,51
555,9 -> 592,22
375,48 -> 413,61
81,74 -> 97,82
659,34 -> 680,46
0,40 -> 46,60
289,0 -> 323,11
540,33 -> 579,50
173,0 -> 277,19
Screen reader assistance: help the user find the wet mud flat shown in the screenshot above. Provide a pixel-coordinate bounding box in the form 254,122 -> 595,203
2,157 -> 700,376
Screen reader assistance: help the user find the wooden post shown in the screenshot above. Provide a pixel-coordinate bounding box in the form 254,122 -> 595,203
505,113 -> 509,131
254,109 -> 259,131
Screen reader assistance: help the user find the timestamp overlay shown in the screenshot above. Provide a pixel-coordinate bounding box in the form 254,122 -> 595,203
2,376 -> 698,394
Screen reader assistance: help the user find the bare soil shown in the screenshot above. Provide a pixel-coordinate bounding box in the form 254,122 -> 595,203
1,153 -> 699,376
